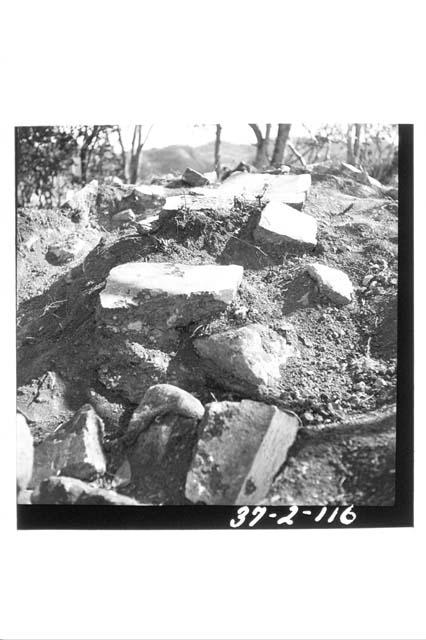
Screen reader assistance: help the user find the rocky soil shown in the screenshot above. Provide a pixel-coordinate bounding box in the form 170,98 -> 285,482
16,166 -> 398,506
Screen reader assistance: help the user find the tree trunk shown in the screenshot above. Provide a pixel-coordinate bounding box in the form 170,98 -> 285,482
79,126 -> 100,184
250,123 -> 272,169
271,123 -> 291,167
128,125 -> 152,184
353,123 -> 363,165
116,126 -> 127,181
346,124 -> 355,164
214,124 -> 222,178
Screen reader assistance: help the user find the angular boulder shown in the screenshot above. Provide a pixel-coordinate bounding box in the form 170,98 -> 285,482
254,201 -> 317,247
185,400 -> 300,505
193,324 -> 295,390
305,262 -> 354,305
133,184 -> 167,211
182,167 -> 210,187
31,476 -> 141,505
17,371 -> 73,434
46,237 -> 88,265
29,404 -> 106,489
62,179 -> 99,223
126,383 -> 204,437
267,406 -> 396,505
126,413 -> 201,504
111,208 -> 136,226
16,413 -> 34,494
99,262 -> 244,331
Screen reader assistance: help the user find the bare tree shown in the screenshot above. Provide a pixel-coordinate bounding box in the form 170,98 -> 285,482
214,124 -> 222,178
271,123 -> 291,167
79,126 -> 101,183
346,123 -> 364,166
115,126 -> 127,180
128,125 -> 153,184
249,123 -> 272,169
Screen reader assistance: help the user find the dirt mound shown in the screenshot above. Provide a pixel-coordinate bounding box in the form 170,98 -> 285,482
17,170 -> 398,504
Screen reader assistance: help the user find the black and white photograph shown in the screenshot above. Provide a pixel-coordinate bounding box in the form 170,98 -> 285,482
15,122 -> 409,523
2,2 -> 423,639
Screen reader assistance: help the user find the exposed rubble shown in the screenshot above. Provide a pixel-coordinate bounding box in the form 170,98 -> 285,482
16,161 -> 398,506
31,476 -> 142,505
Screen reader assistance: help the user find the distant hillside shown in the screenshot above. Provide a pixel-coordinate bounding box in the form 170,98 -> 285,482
140,141 -> 256,179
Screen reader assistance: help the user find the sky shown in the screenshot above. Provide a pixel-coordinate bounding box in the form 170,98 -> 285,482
118,123 -> 307,150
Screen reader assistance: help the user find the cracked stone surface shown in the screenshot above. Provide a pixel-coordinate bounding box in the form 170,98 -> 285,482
99,262 -> 244,332
29,404 -> 106,489
194,323 -> 296,391
305,262 -> 354,305
254,201 -> 318,247
185,399 -> 300,505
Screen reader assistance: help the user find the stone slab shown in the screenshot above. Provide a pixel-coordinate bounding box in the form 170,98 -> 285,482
194,323 -> 295,390
305,262 -> 354,305
29,404 -> 106,489
185,400 -> 300,505
254,201 -> 317,246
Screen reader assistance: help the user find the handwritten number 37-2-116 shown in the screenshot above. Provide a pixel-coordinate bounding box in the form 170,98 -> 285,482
229,505 -> 357,528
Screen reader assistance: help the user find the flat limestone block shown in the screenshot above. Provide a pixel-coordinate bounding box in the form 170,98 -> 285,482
219,172 -> 311,199
185,400 -> 300,505
254,201 -> 317,246
305,262 -> 354,305
29,404 -> 106,489
162,194 -> 235,213
100,262 -> 244,310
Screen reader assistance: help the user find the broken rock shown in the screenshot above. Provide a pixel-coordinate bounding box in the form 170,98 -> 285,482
305,262 -> 354,305
46,237 -> 88,265
125,383 -> 204,440
254,201 -> 317,247
99,262 -> 244,331
194,323 -> 295,391
31,476 -> 141,505
16,413 -> 34,493
111,208 -> 136,226
127,412 -> 200,503
97,341 -> 171,403
185,400 -> 300,505
62,179 -> 99,223
29,404 -> 106,489
182,167 -> 210,187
